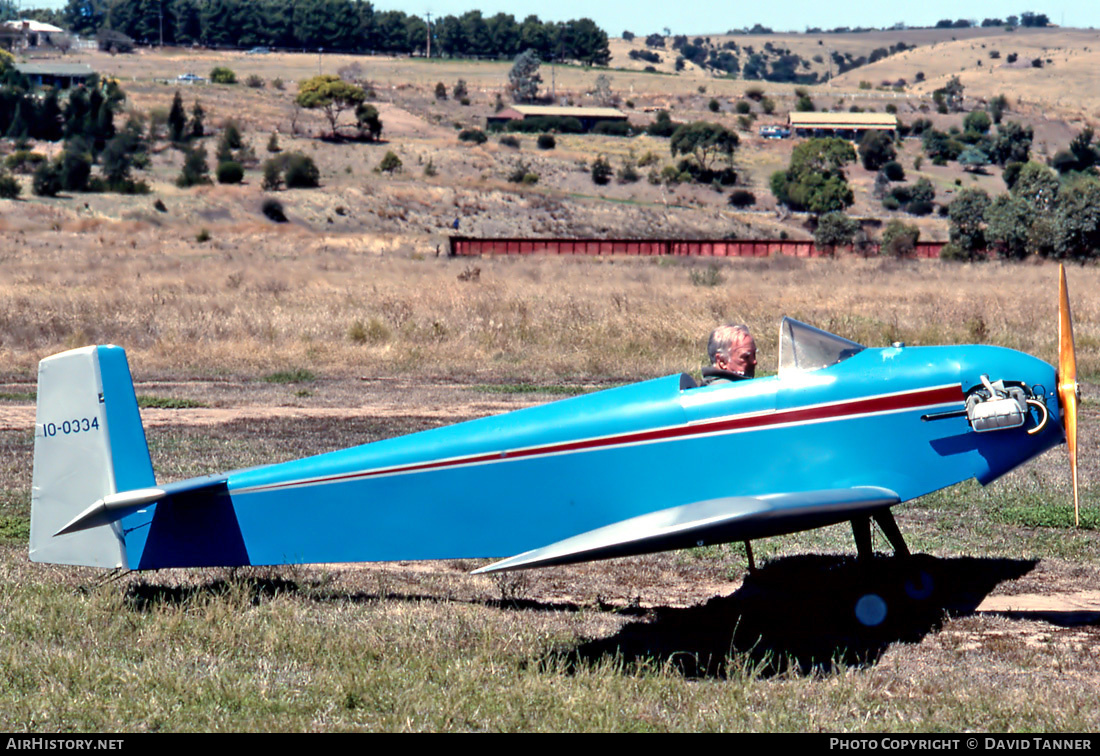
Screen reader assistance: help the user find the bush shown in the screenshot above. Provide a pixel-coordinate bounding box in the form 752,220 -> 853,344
882,161 -> 905,181
591,155 -> 612,185
537,134 -> 556,150
31,162 -> 62,197
210,67 -> 237,84
154,198 -> 167,212
245,74 -> 264,88
0,172 -> 21,199
499,135 -> 520,148
4,151 -> 45,174
881,220 -> 920,256
262,198 -> 288,222
261,159 -> 283,190
285,153 -> 320,187
458,128 -> 487,144
216,161 -> 244,184
176,145 -> 211,187
434,82 -> 447,100
728,189 -> 756,208
376,151 -> 402,174
735,100 -> 751,114
592,120 -> 632,136
708,98 -> 720,113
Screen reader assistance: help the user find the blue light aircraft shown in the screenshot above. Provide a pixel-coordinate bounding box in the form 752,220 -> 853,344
29,267 -> 1081,580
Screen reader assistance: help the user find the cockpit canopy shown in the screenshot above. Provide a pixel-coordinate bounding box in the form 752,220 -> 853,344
778,317 -> 865,377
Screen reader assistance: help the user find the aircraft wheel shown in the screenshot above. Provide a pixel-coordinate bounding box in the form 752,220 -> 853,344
853,592 -> 888,628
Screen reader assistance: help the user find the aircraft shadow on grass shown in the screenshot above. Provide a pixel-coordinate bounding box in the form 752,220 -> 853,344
555,553 -> 1038,678
119,553 -> 1039,679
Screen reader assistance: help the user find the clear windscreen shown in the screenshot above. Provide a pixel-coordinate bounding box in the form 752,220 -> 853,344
778,317 -> 866,376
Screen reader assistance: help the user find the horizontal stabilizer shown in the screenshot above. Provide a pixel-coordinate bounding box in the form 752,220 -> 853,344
54,474 -> 229,537
474,487 -> 899,574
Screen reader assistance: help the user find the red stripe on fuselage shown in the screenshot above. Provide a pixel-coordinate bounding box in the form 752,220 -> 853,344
239,383 -> 964,493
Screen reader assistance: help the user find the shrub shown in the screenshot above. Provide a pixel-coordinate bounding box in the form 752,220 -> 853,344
32,162 -> 62,196
267,133 -> 280,153
881,220 -> 920,256
285,153 -> 320,187
537,134 -> 556,150
745,87 -> 764,101
761,98 -> 776,115
245,74 -> 264,88
210,67 -> 237,84
592,120 -> 632,136
499,135 -> 520,148
261,159 -> 283,190
195,228 -> 211,243
272,77 -> 285,90
261,198 -> 287,222
458,128 -> 487,144
0,172 -> 21,199
882,161 -> 905,181
176,145 -> 211,187
4,150 -> 45,174
728,189 -> 756,208
216,161 -> 244,184
154,198 -> 167,212
708,98 -> 720,113
376,151 -> 402,174
735,100 -> 751,114
434,82 -> 447,100
591,155 -> 612,185
453,80 -> 468,99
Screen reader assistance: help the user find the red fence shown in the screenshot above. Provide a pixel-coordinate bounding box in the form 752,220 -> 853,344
449,237 -> 946,259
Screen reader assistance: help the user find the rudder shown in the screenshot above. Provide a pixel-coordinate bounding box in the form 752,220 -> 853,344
29,345 -> 155,568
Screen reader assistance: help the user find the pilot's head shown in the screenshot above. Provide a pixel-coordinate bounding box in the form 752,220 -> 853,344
708,324 -> 757,379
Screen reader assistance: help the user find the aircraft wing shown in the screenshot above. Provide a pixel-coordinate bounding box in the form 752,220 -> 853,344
473,487 -> 900,573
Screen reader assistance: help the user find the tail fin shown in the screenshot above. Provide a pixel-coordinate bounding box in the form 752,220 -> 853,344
30,345 -> 155,568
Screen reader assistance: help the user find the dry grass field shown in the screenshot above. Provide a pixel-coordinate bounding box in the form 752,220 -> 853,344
2,30 -> 1100,731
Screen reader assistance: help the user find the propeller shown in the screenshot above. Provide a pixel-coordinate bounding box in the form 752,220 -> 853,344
1057,264 -> 1080,527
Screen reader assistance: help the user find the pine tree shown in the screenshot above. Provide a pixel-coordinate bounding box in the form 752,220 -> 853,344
168,90 -> 188,142
189,101 -> 205,139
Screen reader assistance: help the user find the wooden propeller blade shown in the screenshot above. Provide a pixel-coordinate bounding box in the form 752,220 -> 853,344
1058,264 -> 1080,527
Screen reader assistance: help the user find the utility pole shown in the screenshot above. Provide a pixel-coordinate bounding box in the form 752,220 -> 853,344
425,11 -> 431,59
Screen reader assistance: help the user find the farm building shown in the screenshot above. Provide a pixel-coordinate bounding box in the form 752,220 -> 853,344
14,62 -> 95,90
487,105 -> 628,132
1,19 -> 72,51
787,112 -> 897,139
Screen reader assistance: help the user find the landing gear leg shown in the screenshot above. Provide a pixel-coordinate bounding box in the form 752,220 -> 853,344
851,516 -> 873,561
744,540 -> 756,573
873,508 -> 910,559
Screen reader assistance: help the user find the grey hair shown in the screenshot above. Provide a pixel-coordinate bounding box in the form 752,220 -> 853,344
707,323 -> 752,364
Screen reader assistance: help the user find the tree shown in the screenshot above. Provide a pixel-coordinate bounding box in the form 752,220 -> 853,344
1010,161 -> 1059,211
32,161 -> 62,197
1053,176 -> 1100,258
770,137 -> 856,213
858,130 -> 896,171
189,100 -> 205,139
881,220 -> 920,257
813,211 -> 860,249
947,188 -> 991,256
261,158 -> 283,190
591,155 -> 612,185
988,121 -> 1032,166
958,146 -> 990,172
296,74 -> 366,137
963,110 -> 992,135
669,121 -> 739,178
176,144 -> 211,187
355,103 -> 382,141
507,49 -> 542,103
984,194 -> 1031,258
1068,127 -> 1099,172
59,139 -> 92,192
168,90 -> 188,143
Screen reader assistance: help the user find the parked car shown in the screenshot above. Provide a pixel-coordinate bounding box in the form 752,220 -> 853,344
246,47 -> 271,55
176,73 -> 205,84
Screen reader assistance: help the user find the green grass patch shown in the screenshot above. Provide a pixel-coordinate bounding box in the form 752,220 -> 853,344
0,515 -> 29,544
137,395 -> 206,409
262,368 -> 316,384
0,391 -> 36,401
992,502 -> 1100,530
